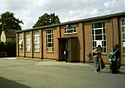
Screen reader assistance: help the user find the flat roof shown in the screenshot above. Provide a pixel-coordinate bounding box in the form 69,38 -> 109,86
17,11 -> 125,33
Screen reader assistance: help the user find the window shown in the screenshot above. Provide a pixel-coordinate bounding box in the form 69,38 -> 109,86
121,18 -> 125,54
33,31 -> 40,52
92,21 -> 106,53
46,29 -> 54,52
26,32 -> 31,52
18,33 -> 23,51
64,24 -> 76,34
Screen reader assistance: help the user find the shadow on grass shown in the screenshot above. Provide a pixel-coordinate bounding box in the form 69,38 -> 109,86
0,77 -> 31,88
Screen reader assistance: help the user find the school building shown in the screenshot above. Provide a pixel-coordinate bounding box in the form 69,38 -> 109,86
16,12 -> 125,65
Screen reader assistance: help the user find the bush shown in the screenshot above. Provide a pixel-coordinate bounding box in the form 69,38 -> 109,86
0,42 -> 5,51
0,42 -> 16,57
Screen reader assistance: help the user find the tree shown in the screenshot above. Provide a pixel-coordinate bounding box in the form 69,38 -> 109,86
33,13 -> 60,28
0,11 -> 23,30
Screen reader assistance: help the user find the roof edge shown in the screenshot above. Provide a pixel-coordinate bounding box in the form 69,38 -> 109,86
17,11 -> 125,33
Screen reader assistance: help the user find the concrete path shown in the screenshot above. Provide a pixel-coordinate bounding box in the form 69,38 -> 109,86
0,58 -> 125,88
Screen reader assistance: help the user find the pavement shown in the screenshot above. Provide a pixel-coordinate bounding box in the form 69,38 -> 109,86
0,57 -> 125,88
17,57 -> 125,69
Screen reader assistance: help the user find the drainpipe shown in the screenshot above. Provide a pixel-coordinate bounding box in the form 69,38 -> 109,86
17,33 -> 19,57
31,31 -> 33,58
41,29 -> 44,60
58,26 -> 61,61
59,26 -> 61,38
112,18 -> 114,48
82,23 -> 85,63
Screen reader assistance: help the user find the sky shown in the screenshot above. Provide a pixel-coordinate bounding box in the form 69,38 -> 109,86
0,0 -> 125,29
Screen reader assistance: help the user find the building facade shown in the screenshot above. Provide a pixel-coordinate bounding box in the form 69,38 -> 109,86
16,12 -> 125,65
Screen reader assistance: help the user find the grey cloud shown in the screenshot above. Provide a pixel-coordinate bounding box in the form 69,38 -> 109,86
1,0 -> 125,29
3,0 -> 30,11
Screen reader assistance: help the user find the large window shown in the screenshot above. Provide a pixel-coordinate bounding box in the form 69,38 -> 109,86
64,24 -> 76,34
46,29 -> 54,52
92,21 -> 106,53
121,18 -> 125,54
26,32 -> 31,52
18,33 -> 23,51
33,31 -> 40,52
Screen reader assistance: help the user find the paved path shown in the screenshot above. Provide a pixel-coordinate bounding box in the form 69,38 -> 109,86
0,58 -> 125,88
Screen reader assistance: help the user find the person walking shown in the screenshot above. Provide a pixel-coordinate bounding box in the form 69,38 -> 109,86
92,45 -> 102,73
64,49 -> 68,62
109,44 -> 120,73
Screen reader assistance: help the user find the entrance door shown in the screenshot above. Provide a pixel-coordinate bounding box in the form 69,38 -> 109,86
58,38 -> 69,61
58,37 -> 80,62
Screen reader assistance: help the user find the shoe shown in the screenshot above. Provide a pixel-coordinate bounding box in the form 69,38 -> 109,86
95,70 -> 99,73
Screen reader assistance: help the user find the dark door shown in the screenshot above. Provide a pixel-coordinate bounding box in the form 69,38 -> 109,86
58,37 -> 80,62
58,39 -> 69,61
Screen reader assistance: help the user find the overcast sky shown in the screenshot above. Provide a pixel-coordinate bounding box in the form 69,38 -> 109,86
0,0 -> 125,29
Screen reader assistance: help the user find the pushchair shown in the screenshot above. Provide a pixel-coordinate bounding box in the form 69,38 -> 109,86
109,58 -> 120,73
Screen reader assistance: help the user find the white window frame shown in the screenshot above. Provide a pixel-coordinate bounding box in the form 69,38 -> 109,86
46,29 -> 54,52
121,18 -> 125,54
33,31 -> 40,52
26,32 -> 31,52
64,24 -> 77,34
18,33 -> 23,52
92,21 -> 106,53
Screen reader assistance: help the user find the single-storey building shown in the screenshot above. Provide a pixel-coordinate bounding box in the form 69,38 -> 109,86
16,12 -> 125,65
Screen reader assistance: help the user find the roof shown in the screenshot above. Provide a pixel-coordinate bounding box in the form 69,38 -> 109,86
3,29 -> 17,38
17,11 -> 125,33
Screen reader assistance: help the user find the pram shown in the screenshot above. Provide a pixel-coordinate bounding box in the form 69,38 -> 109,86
109,50 -> 120,73
109,58 -> 120,73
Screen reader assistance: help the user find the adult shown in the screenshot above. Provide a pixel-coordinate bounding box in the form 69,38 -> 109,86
92,45 -> 102,72
109,44 -> 120,73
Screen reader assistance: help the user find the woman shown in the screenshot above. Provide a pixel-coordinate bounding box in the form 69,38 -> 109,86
109,44 -> 120,73
92,45 -> 102,72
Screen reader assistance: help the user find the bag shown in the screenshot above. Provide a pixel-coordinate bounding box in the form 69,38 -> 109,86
109,50 -> 114,61
92,52 -> 96,56
92,49 -> 97,56
100,58 -> 105,69
109,49 -> 118,61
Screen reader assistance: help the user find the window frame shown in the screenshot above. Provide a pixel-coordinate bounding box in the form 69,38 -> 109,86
25,32 -> 31,52
33,31 -> 40,52
64,24 -> 77,34
121,18 -> 125,54
46,29 -> 54,52
18,33 -> 23,52
92,21 -> 107,53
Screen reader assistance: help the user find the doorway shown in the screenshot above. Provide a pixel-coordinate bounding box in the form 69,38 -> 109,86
58,37 -> 80,62
58,38 -> 69,61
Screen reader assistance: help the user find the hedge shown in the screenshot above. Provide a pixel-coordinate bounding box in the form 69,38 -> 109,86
0,42 -> 16,57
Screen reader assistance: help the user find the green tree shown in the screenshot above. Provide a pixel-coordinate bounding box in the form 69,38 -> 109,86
0,11 -> 23,30
33,13 -> 60,28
